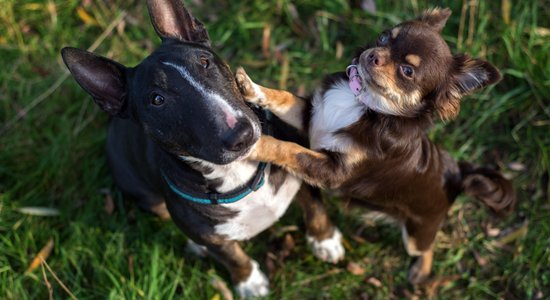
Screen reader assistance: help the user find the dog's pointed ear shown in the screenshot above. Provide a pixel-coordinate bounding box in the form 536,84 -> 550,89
417,8 -> 452,32
146,0 -> 210,46
61,47 -> 128,117
436,54 -> 501,120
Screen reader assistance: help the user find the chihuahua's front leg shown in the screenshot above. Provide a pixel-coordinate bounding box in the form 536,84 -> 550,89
250,135 -> 360,189
236,67 -> 307,131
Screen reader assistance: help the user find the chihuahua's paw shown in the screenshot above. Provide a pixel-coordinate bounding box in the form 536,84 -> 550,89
236,67 -> 266,106
185,239 -> 208,257
408,254 -> 432,285
234,260 -> 270,298
307,228 -> 345,264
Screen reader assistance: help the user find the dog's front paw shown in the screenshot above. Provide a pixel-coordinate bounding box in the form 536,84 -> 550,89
185,239 -> 208,257
236,67 -> 266,106
307,228 -> 345,264
234,260 -> 270,298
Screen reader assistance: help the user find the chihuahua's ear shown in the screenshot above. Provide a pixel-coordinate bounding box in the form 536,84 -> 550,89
417,8 -> 452,32
61,47 -> 128,117
146,0 -> 210,46
436,54 -> 501,120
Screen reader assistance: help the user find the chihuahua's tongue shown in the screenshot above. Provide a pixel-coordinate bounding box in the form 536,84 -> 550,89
346,65 -> 363,96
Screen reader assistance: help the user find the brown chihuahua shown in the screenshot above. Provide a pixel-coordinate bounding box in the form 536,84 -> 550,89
236,8 -> 515,284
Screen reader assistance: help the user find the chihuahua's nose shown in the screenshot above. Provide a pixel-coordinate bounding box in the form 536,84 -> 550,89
367,52 -> 386,66
222,120 -> 254,152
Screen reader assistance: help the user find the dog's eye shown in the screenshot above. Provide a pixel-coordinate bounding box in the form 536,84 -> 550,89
200,57 -> 209,69
151,94 -> 165,106
400,65 -> 414,78
377,32 -> 390,46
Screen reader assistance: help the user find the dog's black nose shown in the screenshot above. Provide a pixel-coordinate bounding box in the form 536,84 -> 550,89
222,121 -> 254,152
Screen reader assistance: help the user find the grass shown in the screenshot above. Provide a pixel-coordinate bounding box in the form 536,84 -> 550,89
1,0 -> 549,298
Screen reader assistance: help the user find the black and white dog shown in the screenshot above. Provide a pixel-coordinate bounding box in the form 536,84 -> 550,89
61,0 -> 343,297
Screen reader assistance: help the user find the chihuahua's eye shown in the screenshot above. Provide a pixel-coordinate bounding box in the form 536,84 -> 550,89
377,32 -> 390,46
400,65 -> 414,78
200,57 -> 209,69
151,94 -> 165,106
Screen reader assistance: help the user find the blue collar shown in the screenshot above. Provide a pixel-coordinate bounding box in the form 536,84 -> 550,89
162,108 -> 272,205
162,162 -> 268,205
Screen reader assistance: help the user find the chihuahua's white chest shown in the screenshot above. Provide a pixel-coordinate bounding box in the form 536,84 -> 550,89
309,81 -> 366,152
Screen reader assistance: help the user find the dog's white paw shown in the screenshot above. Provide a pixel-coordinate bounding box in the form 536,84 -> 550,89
235,67 -> 266,106
185,239 -> 208,257
234,260 -> 269,298
307,228 -> 345,264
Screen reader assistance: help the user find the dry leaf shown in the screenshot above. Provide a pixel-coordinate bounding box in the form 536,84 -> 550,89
17,207 -> 60,217
210,277 -> 234,300
493,221 -> 528,246
295,84 -> 306,98
347,262 -> 366,276
507,161 -> 526,172
23,3 -> 43,10
26,238 -> 54,273
361,0 -> 377,14
262,25 -> 271,59
423,275 -> 460,297
335,41 -> 344,60
101,188 -> 114,215
501,0 -> 511,25
471,250 -> 488,267
77,6 -> 97,25
279,54 -> 289,90
366,277 -> 382,287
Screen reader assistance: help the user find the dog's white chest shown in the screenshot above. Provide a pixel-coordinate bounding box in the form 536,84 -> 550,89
213,165 -> 301,241
309,81 -> 365,152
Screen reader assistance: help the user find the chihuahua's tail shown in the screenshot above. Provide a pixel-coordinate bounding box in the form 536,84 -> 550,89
459,161 -> 516,216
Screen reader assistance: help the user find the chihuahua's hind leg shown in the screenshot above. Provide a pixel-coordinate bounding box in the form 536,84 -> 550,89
236,67 -> 307,131
402,214 -> 445,285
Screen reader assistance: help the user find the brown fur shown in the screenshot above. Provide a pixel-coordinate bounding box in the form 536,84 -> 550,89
238,8 -> 516,284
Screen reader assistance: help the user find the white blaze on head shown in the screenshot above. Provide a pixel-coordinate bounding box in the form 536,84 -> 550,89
162,61 -> 241,128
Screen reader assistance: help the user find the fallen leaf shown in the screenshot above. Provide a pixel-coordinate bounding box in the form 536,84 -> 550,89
350,234 -> 367,244
128,255 -> 134,278
366,277 -> 382,287
23,3 -> 43,10
423,275 -> 460,297
278,54 -> 289,90
501,0 -> 511,25
471,250 -> 488,267
265,252 -> 277,276
262,25 -> 271,59
347,262 -> 366,276
534,27 -> 550,37
281,233 -> 295,257
26,238 -> 54,273
17,207 -> 60,217
295,84 -> 306,98
361,0 -> 377,14
335,41 -> 344,60
493,221 -> 528,246
210,277 -> 233,300
101,188 -> 114,215
486,226 -> 501,237
77,6 -> 97,25
292,268 -> 342,286
507,161 -> 526,172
